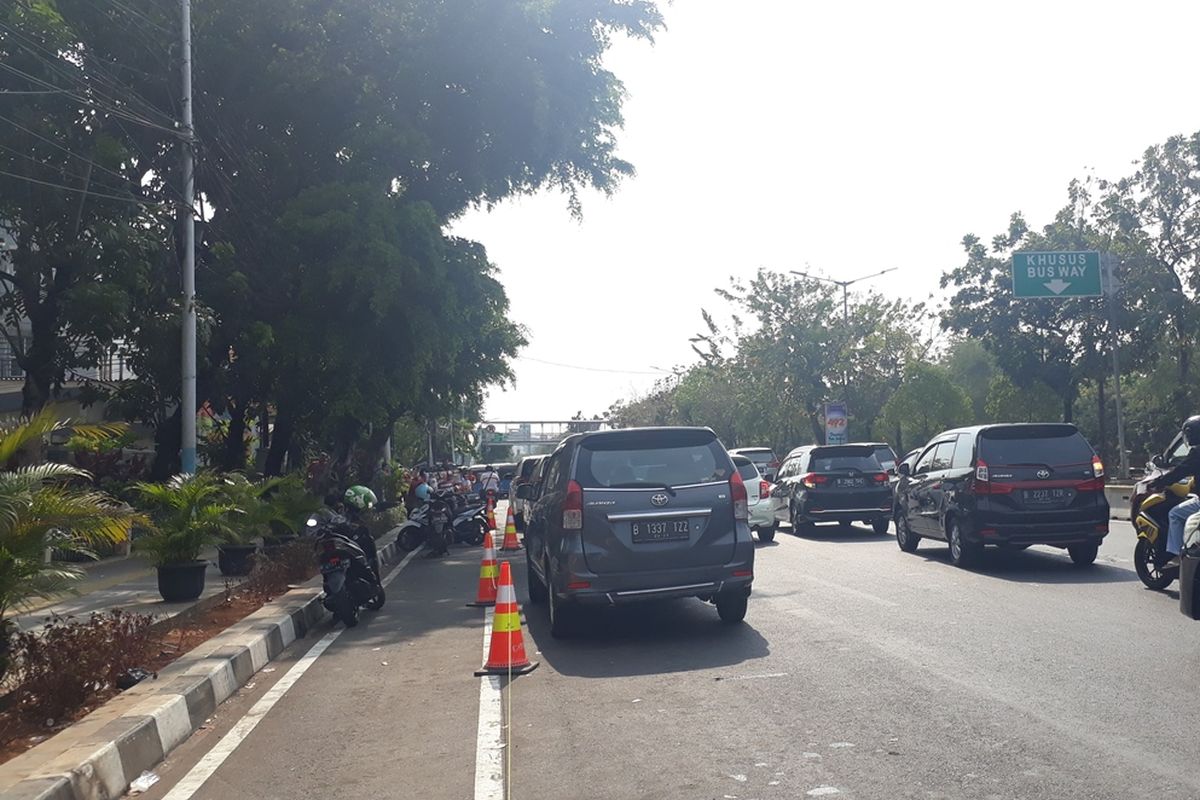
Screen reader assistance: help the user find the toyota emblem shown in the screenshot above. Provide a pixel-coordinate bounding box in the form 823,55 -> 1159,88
1036,469 -> 1051,480
650,493 -> 670,507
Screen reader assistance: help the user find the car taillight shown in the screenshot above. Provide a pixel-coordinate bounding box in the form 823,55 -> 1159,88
759,479 -> 770,497
730,470 -> 749,521
563,479 -> 583,530
1092,455 -> 1105,478
801,473 -> 828,489
872,472 -> 888,483
975,459 -> 989,482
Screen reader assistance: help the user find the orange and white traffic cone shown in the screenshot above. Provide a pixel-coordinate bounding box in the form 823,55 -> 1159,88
499,504 -> 522,552
486,497 -> 497,533
475,560 -> 538,676
466,532 -> 499,607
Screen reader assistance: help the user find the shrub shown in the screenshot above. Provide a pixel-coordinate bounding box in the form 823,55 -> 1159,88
12,610 -> 154,723
244,541 -> 316,601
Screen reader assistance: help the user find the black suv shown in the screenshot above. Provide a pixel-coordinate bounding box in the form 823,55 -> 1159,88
771,443 -> 894,535
894,423 -> 1109,567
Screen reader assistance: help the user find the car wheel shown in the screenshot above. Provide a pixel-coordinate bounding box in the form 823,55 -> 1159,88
715,590 -> 748,624
947,519 -> 981,568
872,518 -> 890,536
1067,542 -> 1099,566
896,515 -> 920,553
1134,538 -> 1176,590
790,506 -> 812,536
526,553 -> 548,604
757,524 -> 776,544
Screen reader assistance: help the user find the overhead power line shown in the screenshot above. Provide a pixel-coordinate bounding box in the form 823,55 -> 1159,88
516,356 -> 672,376
0,168 -> 163,205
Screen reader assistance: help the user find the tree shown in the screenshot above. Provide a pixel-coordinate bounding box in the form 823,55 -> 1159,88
942,339 -> 997,421
879,363 -> 972,454
984,375 -> 1061,423
0,2 -> 174,413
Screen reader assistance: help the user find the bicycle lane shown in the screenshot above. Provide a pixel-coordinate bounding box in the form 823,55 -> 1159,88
132,546 -> 492,800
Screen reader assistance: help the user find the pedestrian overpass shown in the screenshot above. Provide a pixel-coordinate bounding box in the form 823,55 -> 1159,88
478,419 -> 615,454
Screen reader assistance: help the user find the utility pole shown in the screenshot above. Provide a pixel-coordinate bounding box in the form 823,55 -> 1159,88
179,0 -> 197,473
1104,253 -> 1129,480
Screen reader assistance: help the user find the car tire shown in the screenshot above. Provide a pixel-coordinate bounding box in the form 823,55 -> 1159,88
715,590 -> 748,624
947,519 -> 981,568
896,515 -> 920,553
1134,538 -> 1176,590
526,554 -> 548,604
757,524 -> 776,543
1067,542 -> 1099,566
872,518 -> 890,536
790,506 -> 813,536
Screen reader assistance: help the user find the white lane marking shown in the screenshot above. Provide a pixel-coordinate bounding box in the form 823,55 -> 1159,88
724,671 -> 789,681
161,546 -> 422,800
474,608 -> 505,800
807,787 -> 841,797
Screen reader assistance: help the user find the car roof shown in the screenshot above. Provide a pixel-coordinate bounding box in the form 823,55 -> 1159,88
934,422 -> 1080,439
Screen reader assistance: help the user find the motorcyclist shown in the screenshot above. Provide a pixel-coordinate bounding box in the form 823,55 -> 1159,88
341,485 -> 381,577
1150,415 -> 1200,568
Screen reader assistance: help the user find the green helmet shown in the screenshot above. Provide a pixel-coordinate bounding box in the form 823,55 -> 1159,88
343,485 -> 377,511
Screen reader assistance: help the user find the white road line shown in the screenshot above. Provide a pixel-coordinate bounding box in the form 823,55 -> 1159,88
474,608 -> 505,800
161,546 -> 422,800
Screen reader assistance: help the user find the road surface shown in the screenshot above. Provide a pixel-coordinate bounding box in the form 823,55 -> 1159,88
133,512 -> 1200,800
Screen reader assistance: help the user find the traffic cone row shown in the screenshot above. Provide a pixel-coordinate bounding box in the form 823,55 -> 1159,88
466,532 -> 499,607
475,560 -> 538,676
499,504 -> 522,552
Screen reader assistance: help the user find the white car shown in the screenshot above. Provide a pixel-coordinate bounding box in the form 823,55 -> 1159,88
729,446 -> 780,482
732,454 -> 777,542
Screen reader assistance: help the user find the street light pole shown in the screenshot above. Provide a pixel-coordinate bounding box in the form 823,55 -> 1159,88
1103,253 -> 1129,480
790,267 -> 899,325
179,0 -> 197,474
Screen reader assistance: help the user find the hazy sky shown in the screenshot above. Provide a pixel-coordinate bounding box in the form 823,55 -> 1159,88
452,0 -> 1200,423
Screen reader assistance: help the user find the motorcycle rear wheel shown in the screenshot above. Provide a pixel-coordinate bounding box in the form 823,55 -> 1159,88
366,586 -> 385,611
399,528 -> 423,552
463,521 -> 486,547
1134,537 -> 1176,590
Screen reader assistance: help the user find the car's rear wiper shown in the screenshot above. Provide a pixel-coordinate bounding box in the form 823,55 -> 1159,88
607,481 -> 677,496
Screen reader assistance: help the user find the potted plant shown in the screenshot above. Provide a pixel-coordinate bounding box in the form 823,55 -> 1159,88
214,474 -> 294,575
134,474 -> 238,602
0,409 -> 136,679
261,475 -> 321,553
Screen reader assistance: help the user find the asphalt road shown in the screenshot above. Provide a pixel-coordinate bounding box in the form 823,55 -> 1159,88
134,513 -> 1200,800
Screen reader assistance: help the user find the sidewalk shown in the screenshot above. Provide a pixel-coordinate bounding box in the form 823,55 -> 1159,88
13,550 -> 234,633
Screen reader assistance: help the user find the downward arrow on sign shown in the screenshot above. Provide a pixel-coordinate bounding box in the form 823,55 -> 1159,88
1044,279 -> 1072,295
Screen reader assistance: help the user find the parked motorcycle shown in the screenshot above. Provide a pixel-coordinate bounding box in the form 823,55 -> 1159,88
307,511 -> 385,627
1132,476 -> 1194,589
397,491 -> 453,554
450,496 -> 488,546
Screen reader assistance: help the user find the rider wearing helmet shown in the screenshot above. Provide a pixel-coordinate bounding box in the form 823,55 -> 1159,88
340,485 -> 380,577
1152,416 -> 1200,568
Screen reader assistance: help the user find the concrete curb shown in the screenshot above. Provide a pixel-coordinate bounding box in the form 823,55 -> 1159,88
0,533 -> 402,800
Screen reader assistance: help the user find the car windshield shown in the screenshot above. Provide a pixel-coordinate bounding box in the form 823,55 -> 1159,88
978,426 -> 1094,466
576,431 -> 731,488
873,446 -> 897,471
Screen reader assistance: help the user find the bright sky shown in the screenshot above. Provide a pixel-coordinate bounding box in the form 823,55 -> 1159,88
451,0 -> 1200,423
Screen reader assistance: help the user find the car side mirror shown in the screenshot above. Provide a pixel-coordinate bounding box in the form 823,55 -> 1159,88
1152,454 -> 1167,468
515,484 -> 532,500
897,462 -> 911,477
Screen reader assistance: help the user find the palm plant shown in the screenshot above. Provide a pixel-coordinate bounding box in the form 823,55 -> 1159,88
0,410 -> 136,676
133,474 -> 240,566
